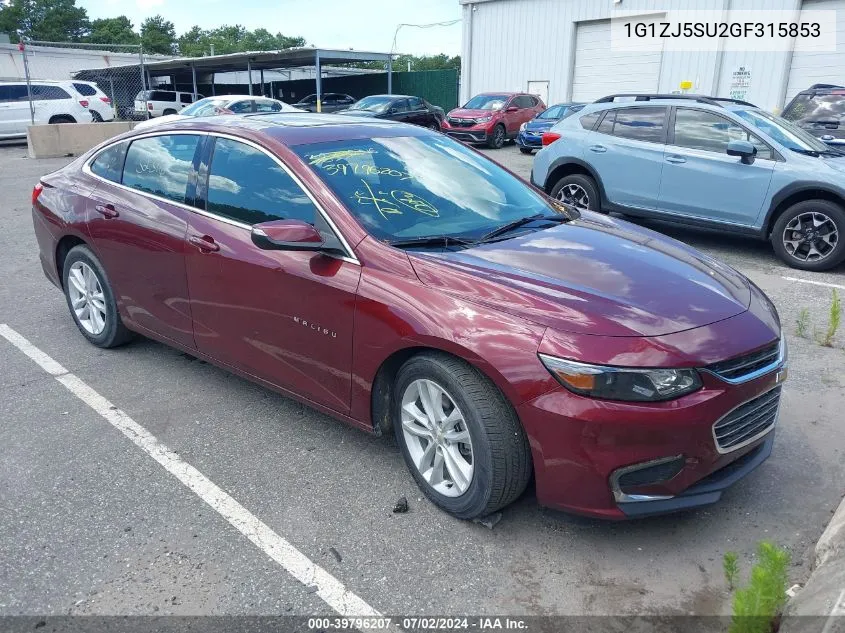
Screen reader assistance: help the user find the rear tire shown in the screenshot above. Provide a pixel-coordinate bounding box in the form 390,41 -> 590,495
163,109 -> 177,116
487,124 -> 506,149
771,199 -> 845,271
49,115 -> 75,124
91,111 -> 103,123
62,245 -> 133,348
519,147 -> 533,155
550,173 -> 601,212
393,352 -> 531,520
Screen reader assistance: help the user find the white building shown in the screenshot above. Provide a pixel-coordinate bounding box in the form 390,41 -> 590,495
459,0 -> 845,111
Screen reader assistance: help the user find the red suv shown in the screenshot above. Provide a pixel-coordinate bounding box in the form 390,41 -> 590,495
32,114 -> 786,520
442,92 -> 545,148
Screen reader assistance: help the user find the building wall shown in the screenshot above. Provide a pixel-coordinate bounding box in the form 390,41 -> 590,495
460,0 -> 817,112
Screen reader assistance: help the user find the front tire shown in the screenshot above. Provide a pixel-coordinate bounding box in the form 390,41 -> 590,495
550,173 -> 601,212
393,352 -> 531,520
487,124 -> 506,149
771,200 -> 845,271
163,108 -> 177,116
62,245 -> 133,348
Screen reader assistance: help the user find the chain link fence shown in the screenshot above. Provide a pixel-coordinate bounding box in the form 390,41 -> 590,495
18,40 -> 151,124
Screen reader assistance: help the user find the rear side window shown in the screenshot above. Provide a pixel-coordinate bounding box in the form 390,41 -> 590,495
393,99 -> 410,113
73,82 -> 97,96
206,137 -> 318,225
90,143 -> 128,183
228,100 -> 253,113
597,110 -> 616,134
123,135 -> 200,203
31,85 -> 71,101
579,111 -> 601,130
150,91 -> 177,102
180,93 -> 193,104
255,100 -> 282,113
610,107 -> 666,143
408,97 -> 424,110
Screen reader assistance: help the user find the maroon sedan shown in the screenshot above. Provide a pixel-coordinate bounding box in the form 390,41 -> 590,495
32,113 -> 787,520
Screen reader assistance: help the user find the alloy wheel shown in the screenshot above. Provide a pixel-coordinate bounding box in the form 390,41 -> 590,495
494,127 -> 505,146
401,379 -> 474,497
556,183 -> 590,208
782,211 -> 839,262
67,261 -> 107,335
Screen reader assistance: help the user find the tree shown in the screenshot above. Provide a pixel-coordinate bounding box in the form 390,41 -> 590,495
0,0 -> 90,42
141,14 -> 175,55
87,16 -> 139,46
177,24 -> 305,57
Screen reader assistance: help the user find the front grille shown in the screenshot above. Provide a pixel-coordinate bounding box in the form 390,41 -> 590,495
706,341 -> 781,381
448,117 -> 477,128
713,386 -> 781,452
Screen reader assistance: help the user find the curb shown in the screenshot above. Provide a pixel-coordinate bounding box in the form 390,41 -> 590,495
815,492 -> 845,568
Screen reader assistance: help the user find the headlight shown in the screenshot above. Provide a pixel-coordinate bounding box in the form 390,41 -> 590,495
520,122 -> 527,132
475,115 -> 492,123
539,354 -> 702,402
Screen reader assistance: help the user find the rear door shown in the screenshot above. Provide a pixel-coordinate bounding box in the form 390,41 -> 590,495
406,97 -> 430,127
0,84 -> 33,135
184,135 -> 361,412
84,133 -> 200,348
658,107 -> 775,226
584,106 -> 667,209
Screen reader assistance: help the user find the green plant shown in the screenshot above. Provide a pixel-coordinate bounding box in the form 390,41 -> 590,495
821,289 -> 841,347
723,551 -> 739,591
796,308 -> 810,338
728,541 -> 791,633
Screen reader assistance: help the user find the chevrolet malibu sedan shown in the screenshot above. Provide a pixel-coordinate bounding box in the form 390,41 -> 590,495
32,113 -> 787,520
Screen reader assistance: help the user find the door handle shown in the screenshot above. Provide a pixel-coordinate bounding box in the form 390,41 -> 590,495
188,234 -> 220,252
589,145 -> 607,153
666,155 -> 687,164
94,203 -> 119,219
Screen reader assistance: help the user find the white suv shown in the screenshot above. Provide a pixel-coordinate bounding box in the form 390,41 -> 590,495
134,90 -> 203,119
68,81 -> 115,122
0,80 -> 93,140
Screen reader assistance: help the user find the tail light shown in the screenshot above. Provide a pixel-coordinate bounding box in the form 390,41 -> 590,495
100,96 -> 111,104
79,99 -> 89,108
542,132 -> 562,146
32,183 -> 43,206
148,103 -> 154,110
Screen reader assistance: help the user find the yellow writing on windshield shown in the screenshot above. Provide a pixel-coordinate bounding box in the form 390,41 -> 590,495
352,179 -> 439,220
307,149 -> 376,166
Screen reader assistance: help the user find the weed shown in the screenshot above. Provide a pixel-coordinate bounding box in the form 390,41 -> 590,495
723,551 -> 739,591
796,308 -> 810,338
728,541 -> 791,633
821,289 -> 841,347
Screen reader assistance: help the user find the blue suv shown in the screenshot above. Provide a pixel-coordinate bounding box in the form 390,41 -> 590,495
532,94 -> 845,271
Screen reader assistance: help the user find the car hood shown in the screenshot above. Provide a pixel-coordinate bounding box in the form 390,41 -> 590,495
134,114 -> 185,129
448,108 -> 497,119
408,214 -> 752,337
525,119 -> 556,132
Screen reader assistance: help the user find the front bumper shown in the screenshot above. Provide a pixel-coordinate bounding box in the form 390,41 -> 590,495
442,121 -> 492,143
517,131 -> 543,148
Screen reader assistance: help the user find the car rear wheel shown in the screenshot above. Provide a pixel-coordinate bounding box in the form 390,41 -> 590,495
393,352 -> 531,520
63,245 -> 133,348
163,109 -> 177,116
487,124 -> 506,149
550,173 -> 601,212
49,115 -> 75,124
771,200 -> 845,271
520,147 -> 533,155
91,111 -> 103,122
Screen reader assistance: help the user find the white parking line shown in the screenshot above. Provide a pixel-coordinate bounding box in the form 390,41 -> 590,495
0,323 -> 382,622
782,276 -> 845,291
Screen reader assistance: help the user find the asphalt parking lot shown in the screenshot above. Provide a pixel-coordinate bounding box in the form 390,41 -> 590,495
1,140 -> 844,618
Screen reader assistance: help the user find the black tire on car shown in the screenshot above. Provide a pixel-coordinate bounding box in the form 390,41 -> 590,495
550,173 -> 601,212
771,199 -> 845,271
163,109 -> 178,116
91,111 -> 103,123
487,124 -> 506,149
49,115 -> 76,124
393,352 -> 532,520
62,245 -> 133,348
520,147 -> 533,155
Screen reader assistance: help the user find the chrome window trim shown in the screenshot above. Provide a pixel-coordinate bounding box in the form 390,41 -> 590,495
701,337 -> 786,385
82,129 -> 360,266
711,386 -> 782,455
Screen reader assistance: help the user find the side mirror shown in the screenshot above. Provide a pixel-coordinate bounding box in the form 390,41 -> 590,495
251,219 -> 325,252
506,106 -> 519,112
726,140 -> 757,164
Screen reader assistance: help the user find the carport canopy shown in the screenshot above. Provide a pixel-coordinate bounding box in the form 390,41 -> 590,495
76,47 -> 394,111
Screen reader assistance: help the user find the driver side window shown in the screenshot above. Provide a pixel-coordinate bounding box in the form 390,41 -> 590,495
673,108 -> 772,160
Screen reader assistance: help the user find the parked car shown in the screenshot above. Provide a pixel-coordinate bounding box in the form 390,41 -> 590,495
533,93 -> 845,271
293,93 -> 356,113
0,80 -> 93,139
517,102 -> 584,154
68,80 -> 115,122
782,84 -> 845,148
32,113 -> 786,520
441,92 -> 545,149
336,94 -> 442,129
134,90 -> 204,119
135,95 -> 302,130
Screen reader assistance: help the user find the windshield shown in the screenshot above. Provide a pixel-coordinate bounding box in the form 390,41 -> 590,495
733,108 -> 831,153
181,98 -> 234,116
347,96 -> 393,113
293,135 -> 562,243
783,93 -> 845,123
537,105 -> 566,120
463,94 -> 509,111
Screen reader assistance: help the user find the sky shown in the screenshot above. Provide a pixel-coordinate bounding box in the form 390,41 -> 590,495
77,0 -> 463,56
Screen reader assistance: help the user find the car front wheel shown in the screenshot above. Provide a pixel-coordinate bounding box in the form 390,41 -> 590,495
487,124 -> 506,149
393,352 -> 531,520
63,245 -> 133,348
550,173 -> 601,212
771,200 -> 845,271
